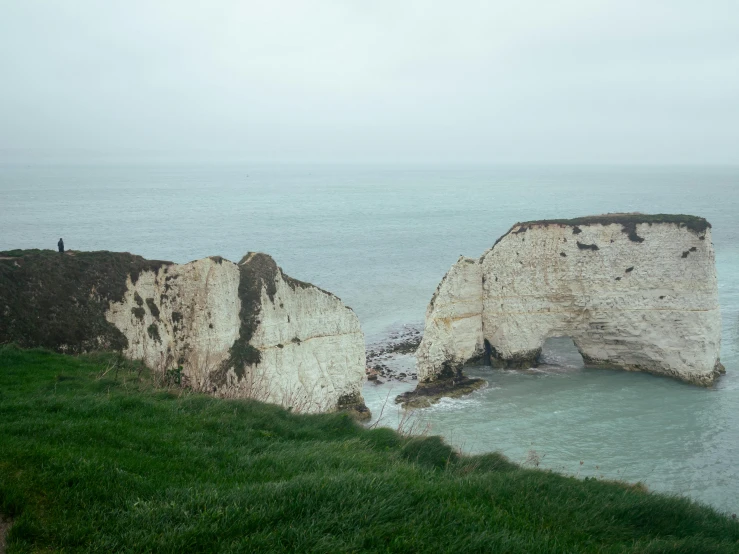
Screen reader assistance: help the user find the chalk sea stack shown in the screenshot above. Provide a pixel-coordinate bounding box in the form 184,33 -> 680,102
0,250 -> 368,417
404,214 -> 723,407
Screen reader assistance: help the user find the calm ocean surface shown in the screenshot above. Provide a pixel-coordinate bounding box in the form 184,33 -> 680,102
1,163 -> 737,513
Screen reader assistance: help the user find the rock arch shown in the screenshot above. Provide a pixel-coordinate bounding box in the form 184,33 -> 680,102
414,214 -> 723,398
537,336 -> 585,369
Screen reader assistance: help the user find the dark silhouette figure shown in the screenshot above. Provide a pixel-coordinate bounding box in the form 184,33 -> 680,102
58,238 -> 64,254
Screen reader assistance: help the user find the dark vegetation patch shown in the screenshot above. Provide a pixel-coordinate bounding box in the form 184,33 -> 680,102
0,249 -> 45,257
163,274 -> 178,292
209,256 -> 225,264
216,251 -> 340,385
690,247 -> 697,252
291,337 -> 301,344
682,251 -> 690,258
516,213 -> 710,233
615,277 -> 622,281
490,214 -> 711,251
215,253 -> 280,383
282,272 -> 337,299
171,312 -> 183,330
146,323 -> 161,343
0,347 -> 737,552
625,267 -> 634,273
621,221 -> 645,243
0,250 -> 171,354
576,242 -> 599,251
145,298 -> 160,319
560,252 -> 567,257
131,307 -> 145,321
133,292 -> 143,306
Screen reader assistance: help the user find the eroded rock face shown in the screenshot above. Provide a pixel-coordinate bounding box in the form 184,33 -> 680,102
206,253 -> 367,415
0,250 -> 367,415
416,256 -> 483,382
105,257 -> 242,390
416,215 -> 723,387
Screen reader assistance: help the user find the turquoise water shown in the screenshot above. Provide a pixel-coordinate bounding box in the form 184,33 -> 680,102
1,163 -> 737,512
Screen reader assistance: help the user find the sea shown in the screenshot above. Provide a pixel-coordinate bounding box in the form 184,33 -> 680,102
1,163 -> 737,513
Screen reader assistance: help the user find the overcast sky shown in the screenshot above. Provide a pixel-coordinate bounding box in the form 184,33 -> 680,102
1,1 -> 738,164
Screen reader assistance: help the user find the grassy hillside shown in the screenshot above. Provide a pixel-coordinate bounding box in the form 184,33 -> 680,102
0,346 -> 737,553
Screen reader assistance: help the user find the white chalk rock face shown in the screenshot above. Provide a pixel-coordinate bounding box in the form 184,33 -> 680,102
418,215 -> 723,386
105,253 -> 367,413
217,253 -> 367,414
104,257 -> 242,388
416,256 -> 483,382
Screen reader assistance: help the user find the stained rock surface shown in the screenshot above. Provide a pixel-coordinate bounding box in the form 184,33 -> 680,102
0,250 -> 367,415
415,214 -> 723,390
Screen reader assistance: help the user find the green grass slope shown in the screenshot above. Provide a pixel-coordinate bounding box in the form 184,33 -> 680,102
0,346 -> 736,553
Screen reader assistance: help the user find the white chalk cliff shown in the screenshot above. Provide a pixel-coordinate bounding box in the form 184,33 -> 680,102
417,215 -> 723,386
104,253 -> 367,414
416,257 -> 483,382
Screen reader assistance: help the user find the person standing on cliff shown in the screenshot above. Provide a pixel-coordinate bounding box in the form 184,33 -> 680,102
58,238 -> 64,254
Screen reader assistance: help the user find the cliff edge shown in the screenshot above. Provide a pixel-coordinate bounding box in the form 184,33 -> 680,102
0,250 -> 368,416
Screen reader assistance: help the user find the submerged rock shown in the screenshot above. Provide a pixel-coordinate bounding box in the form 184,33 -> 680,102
409,214 -> 723,404
0,250 -> 368,416
395,375 -> 485,409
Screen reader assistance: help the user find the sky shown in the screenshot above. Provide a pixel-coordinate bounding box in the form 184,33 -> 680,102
1,0 -> 738,164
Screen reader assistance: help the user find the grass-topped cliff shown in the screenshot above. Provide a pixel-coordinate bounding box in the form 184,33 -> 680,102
516,213 -> 711,233
1,346 -> 737,552
0,250 -> 171,353
489,213 -> 711,249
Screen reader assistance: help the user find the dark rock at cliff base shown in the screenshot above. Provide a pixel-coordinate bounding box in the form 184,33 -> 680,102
395,376 -> 486,409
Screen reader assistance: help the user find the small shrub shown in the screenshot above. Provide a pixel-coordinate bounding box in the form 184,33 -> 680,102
145,298 -> 160,319
147,323 -> 161,343
164,366 -> 183,387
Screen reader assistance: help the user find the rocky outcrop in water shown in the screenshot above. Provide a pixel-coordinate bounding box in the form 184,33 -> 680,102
0,250 -> 368,416
412,214 -> 723,403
